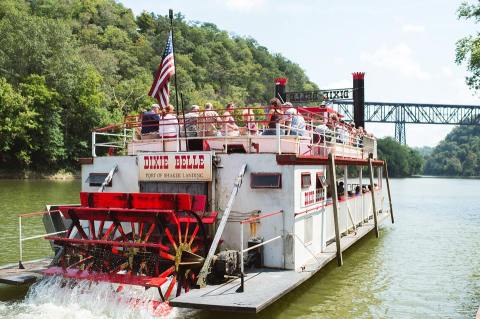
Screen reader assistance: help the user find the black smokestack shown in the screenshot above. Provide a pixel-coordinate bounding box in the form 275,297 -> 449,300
353,72 -> 365,129
274,78 -> 287,103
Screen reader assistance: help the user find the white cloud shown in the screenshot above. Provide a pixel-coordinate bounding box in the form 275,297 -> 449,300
402,24 -> 426,33
361,43 -> 431,80
224,0 -> 267,11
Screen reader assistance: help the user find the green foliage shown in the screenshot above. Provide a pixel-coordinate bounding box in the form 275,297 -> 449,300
377,137 -> 424,177
424,124 -> 480,176
0,78 -> 37,166
0,0 -> 316,171
456,1 -> 480,91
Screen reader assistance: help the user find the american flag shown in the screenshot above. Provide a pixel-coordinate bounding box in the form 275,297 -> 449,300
148,31 -> 175,107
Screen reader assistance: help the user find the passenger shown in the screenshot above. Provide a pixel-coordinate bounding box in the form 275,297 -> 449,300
184,105 -> 200,137
314,117 -> 329,143
222,102 -> 240,136
337,181 -> 345,198
337,121 -> 348,144
242,108 -> 258,135
184,105 -> 204,150
357,126 -> 365,147
262,98 -> 285,135
141,104 -> 160,135
355,185 -> 361,194
159,104 -> 178,138
285,107 -> 306,136
201,103 -> 222,137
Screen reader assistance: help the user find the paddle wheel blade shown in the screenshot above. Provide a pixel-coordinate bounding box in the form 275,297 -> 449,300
44,266 -> 167,288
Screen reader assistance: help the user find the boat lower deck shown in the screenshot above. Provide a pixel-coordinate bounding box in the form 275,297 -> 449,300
171,211 -> 389,313
0,258 -> 51,286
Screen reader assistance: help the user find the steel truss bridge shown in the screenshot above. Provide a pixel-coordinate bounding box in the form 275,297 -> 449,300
334,101 -> 480,145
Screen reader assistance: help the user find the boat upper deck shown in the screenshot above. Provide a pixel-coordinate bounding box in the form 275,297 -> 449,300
91,105 -> 377,160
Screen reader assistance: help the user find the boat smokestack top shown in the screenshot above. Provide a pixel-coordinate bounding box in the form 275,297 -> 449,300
274,77 -> 288,103
353,72 -> 365,129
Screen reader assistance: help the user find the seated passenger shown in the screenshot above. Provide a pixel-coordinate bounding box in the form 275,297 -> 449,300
285,107 -> 306,136
159,104 -> 178,138
337,181 -> 345,198
200,102 -> 222,137
184,104 -> 204,150
141,104 -> 160,135
184,105 -> 200,137
355,185 -> 361,194
242,108 -> 258,135
262,98 -> 285,135
314,117 -> 329,143
221,102 -> 240,136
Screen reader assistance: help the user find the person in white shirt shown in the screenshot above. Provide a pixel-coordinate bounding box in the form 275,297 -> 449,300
201,102 -> 222,136
159,104 -> 178,138
315,117 -> 329,143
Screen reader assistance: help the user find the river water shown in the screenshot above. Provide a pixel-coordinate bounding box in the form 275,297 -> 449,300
0,178 -> 479,318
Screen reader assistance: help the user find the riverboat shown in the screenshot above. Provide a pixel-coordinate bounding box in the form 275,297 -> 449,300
7,73 -> 394,314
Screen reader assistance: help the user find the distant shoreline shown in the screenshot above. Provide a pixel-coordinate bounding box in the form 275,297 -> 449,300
411,175 -> 480,179
0,169 -> 80,180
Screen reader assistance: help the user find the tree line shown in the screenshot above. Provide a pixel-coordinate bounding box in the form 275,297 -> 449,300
423,124 -> 480,176
0,0 -> 316,172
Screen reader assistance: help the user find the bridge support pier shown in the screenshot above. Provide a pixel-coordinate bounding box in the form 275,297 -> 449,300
394,122 -> 406,145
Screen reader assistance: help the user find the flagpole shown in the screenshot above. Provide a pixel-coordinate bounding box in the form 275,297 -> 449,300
169,9 -> 183,150
180,92 -> 188,148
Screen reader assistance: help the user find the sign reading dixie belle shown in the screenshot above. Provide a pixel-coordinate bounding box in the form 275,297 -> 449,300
138,152 -> 212,181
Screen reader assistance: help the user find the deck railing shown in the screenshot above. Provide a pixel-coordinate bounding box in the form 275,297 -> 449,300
17,210 -> 67,269
237,210 -> 284,292
90,106 -> 377,158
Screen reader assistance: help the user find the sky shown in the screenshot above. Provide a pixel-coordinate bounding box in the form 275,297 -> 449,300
119,0 -> 479,147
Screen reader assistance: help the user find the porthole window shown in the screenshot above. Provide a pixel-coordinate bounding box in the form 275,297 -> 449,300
250,173 -> 282,189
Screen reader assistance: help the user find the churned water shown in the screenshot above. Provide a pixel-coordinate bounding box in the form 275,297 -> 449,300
0,276 -> 177,319
0,178 -> 479,318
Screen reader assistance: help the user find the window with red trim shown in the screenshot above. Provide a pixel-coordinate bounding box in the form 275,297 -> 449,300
301,172 -> 311,188
315,172 -> 326,189
250,173 -> 282,189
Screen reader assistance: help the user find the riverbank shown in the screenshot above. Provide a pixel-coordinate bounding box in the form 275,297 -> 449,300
0,169 -> 80,180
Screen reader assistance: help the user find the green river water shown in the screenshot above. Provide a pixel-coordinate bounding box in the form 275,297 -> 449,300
0,178 -> 479,318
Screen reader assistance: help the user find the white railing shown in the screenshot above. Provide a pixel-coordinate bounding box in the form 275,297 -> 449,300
18,210 -> 67,269
91,128 -> 134,157
237,210 -> 284,292
91,120 -> 376,159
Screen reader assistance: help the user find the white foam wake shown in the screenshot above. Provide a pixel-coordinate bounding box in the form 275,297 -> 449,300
0,276 -> 182,319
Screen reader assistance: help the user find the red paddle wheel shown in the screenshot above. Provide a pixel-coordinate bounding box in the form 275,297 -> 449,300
44,192 -> 217,303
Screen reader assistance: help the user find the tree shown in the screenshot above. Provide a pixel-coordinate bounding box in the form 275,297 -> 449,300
456,1 -> 480,92
0,0 -> 318,171
0,77 -> 37,166
19,75 -> 65,167
377,137 -> 424,177
424,121 -> 480,176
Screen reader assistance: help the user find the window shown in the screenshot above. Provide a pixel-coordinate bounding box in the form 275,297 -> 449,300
250,173 -> 282,189
301,173 -> 311,188
304,216 -> 313,244
86,173 -> 111,187
316,172 -> 326,189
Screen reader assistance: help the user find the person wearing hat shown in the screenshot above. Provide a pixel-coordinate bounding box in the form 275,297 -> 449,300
141,104 -> 160,136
